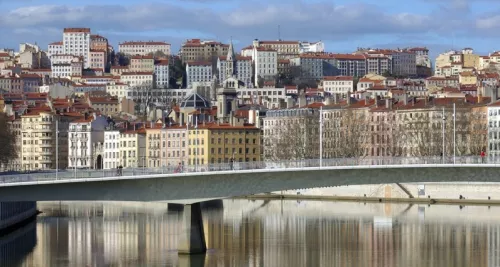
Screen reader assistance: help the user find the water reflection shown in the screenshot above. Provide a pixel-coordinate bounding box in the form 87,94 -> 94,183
0,220 -> 36,266
9,200 -> 500,266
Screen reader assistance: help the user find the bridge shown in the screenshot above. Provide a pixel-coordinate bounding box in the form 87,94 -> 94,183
0,156 -> 498,254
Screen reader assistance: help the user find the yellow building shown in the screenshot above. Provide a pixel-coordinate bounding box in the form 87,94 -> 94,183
463,53 -> 480,69
188,123 -> 261,167
459,71 -> 477,85
119,128 -> 146,168
130,55 -> 154,72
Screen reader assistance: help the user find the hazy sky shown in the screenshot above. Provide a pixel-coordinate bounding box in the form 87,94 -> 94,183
0,0 -> 499,58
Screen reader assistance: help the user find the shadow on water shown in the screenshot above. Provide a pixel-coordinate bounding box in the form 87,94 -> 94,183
0,219 -> 37,267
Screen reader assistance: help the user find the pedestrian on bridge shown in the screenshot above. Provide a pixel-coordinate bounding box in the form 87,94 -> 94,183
481,150 -> 486,164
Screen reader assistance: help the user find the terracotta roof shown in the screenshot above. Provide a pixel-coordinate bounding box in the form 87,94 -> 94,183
187,61 -> 211,67
111,66 -> 129,69
120,41 -> 170,46
155,59 -> 169,66
0,53 -> 10,58
259,40 -> 299,45
121,72 -> 153,75
71,117 -> 93,123
131,55 -> 154,60
63,28 -> 90,33
323,76 -> 353,81
90,34 -> 107,39
48,41 -> 63,46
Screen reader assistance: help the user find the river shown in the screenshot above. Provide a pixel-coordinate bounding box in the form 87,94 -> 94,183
3,199 -> 500,267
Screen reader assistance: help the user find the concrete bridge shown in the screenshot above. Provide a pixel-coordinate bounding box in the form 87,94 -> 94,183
0,157 -> 498,254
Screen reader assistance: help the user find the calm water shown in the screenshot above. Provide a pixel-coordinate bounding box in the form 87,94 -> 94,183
4,199 -> 500,267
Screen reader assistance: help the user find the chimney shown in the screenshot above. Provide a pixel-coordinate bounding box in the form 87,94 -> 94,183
385,98 -> 392,110
364,95 -> 370,104
478,92 -> 483,103
403,93 -> 409,105
333,93 -> 338,104
179,113 -> 185,126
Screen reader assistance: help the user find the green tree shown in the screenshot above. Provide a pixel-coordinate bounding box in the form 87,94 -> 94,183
116,52 -> 130,66
147,50 -> 168,59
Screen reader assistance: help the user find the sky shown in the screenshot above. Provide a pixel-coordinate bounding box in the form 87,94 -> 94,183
1,0 -> 500,59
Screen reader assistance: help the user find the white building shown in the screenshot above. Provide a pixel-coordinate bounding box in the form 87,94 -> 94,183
50,54 -> 83,78
62,28 -> 91,68
154,60 -> 169,89
47,41 -> 63,57
253,47 -> 278,86
186,62 -> 212,89
118,41 -> 171,56
321,76 -> 354,97
488,100 -> 500,159
217,56 -> 253,88
89,50 -> 106,72
106,82 -> 130,99
103,130 -> 121,169
299,41 -> 325,53
68,115 -> 108,169
121,72 -> 154,88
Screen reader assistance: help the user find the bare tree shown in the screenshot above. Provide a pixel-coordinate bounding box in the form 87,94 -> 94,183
0,113 -> 17,169
324,109 -> 368,158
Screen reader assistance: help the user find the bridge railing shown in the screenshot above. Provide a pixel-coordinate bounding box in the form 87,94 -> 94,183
0,156 -> 492,184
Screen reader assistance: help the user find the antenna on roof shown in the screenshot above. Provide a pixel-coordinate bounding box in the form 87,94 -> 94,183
278,25 -> 281,41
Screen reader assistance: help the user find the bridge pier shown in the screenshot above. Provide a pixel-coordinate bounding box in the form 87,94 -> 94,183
178,203 -> 206,254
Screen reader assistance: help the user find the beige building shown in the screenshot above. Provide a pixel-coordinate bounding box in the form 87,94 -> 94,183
21,110 -> 74,171
119,128 -> 146,168
321,76 -> 354,97
110,66 -> 129,76
459,71 -> 478,85
106,82 -> 130,100
89,50 -> 106,72
180,39 -> 229,63
118,41 -> 171,56
249,40 -> 301,59
145,126 -> 162,168
163,126 -> 188,168
121,72 -> 154,88
130,55 -> 154,73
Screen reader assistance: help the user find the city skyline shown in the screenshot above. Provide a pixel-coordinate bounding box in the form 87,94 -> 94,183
1,0 -> 500,58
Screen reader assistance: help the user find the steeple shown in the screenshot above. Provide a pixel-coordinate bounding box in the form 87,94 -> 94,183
226,37 -> 237,78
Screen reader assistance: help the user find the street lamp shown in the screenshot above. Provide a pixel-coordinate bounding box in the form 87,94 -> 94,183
319,105 -> 323,168
442,107 -> 445,164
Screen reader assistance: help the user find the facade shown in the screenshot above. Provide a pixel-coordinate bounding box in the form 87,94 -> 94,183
47,41 -> 63,57
146,127 -> 162,168
250,40 -> 301,59
130,55 -> 154,73
90,35 -> 108,52
121,72 -> 154,88
366,56 -> 392,75
119,129 -> 146,168
154,60 -> 169,89
408,47 -> 431,68
106,82 -> 130,99
62,28 -> 91,68
299,41 -> 325,53
164,126 -> 188,168
180,39 -> 229,63
110,66 -> 129,76
103,130 -> 121,169
21,111 -> 71,171
188,123 -> 261,166
391,51 -> 417,77
118,41 -> 171,56
89,50 -> 106,72
68,115 -> 108,169
253,47 -> 278,86
321,76 -> 354,97
186,62 -> 212,89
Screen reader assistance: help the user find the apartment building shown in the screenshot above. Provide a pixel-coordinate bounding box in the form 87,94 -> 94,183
89,50 -> 106,72
299,41 -> 325,53
106,82 -> 130,99
68,115 -> 108,169
119,128 -> 146,168
180,39 -> 229,63
154,60 -> 169,89
62,28 -> 91,68
118,41 -> 171,56
253,47 -> 278,86
130,55 -> 154,73
20,111 -> 72,171
250,39 -> 300,59
186,62 -> 212,89
217,56 -> 252,87
321,76 -> 354,97
163,126 -> 188,168
145,126 -> 162,168
103,129 -> 121,169
121,72 -> 154,88
48,41 -> 63,57
188,123 -> 261,166
110,66 -> 129,76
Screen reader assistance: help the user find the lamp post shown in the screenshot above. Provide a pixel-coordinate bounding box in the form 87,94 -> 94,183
56,119 -> 59,180
442,107 -> 445,164
453,102 -> 456,164
319,105 -> 323,168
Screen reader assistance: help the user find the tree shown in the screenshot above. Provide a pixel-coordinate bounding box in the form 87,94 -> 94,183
116,52 -> 130,66
324,108 -> 369,158
147,50 -> 168,59
170,58 -> 186,89
264,109 -> 320,161
0,113 -> 17,169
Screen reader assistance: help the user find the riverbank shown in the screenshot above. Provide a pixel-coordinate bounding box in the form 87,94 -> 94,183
236,194 -> 500,206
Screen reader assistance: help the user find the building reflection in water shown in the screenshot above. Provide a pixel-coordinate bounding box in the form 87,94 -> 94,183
0,220 -> 36,266
7,200 -> 500,267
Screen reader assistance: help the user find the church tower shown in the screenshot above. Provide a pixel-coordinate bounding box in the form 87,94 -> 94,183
226,38 -> 237,79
